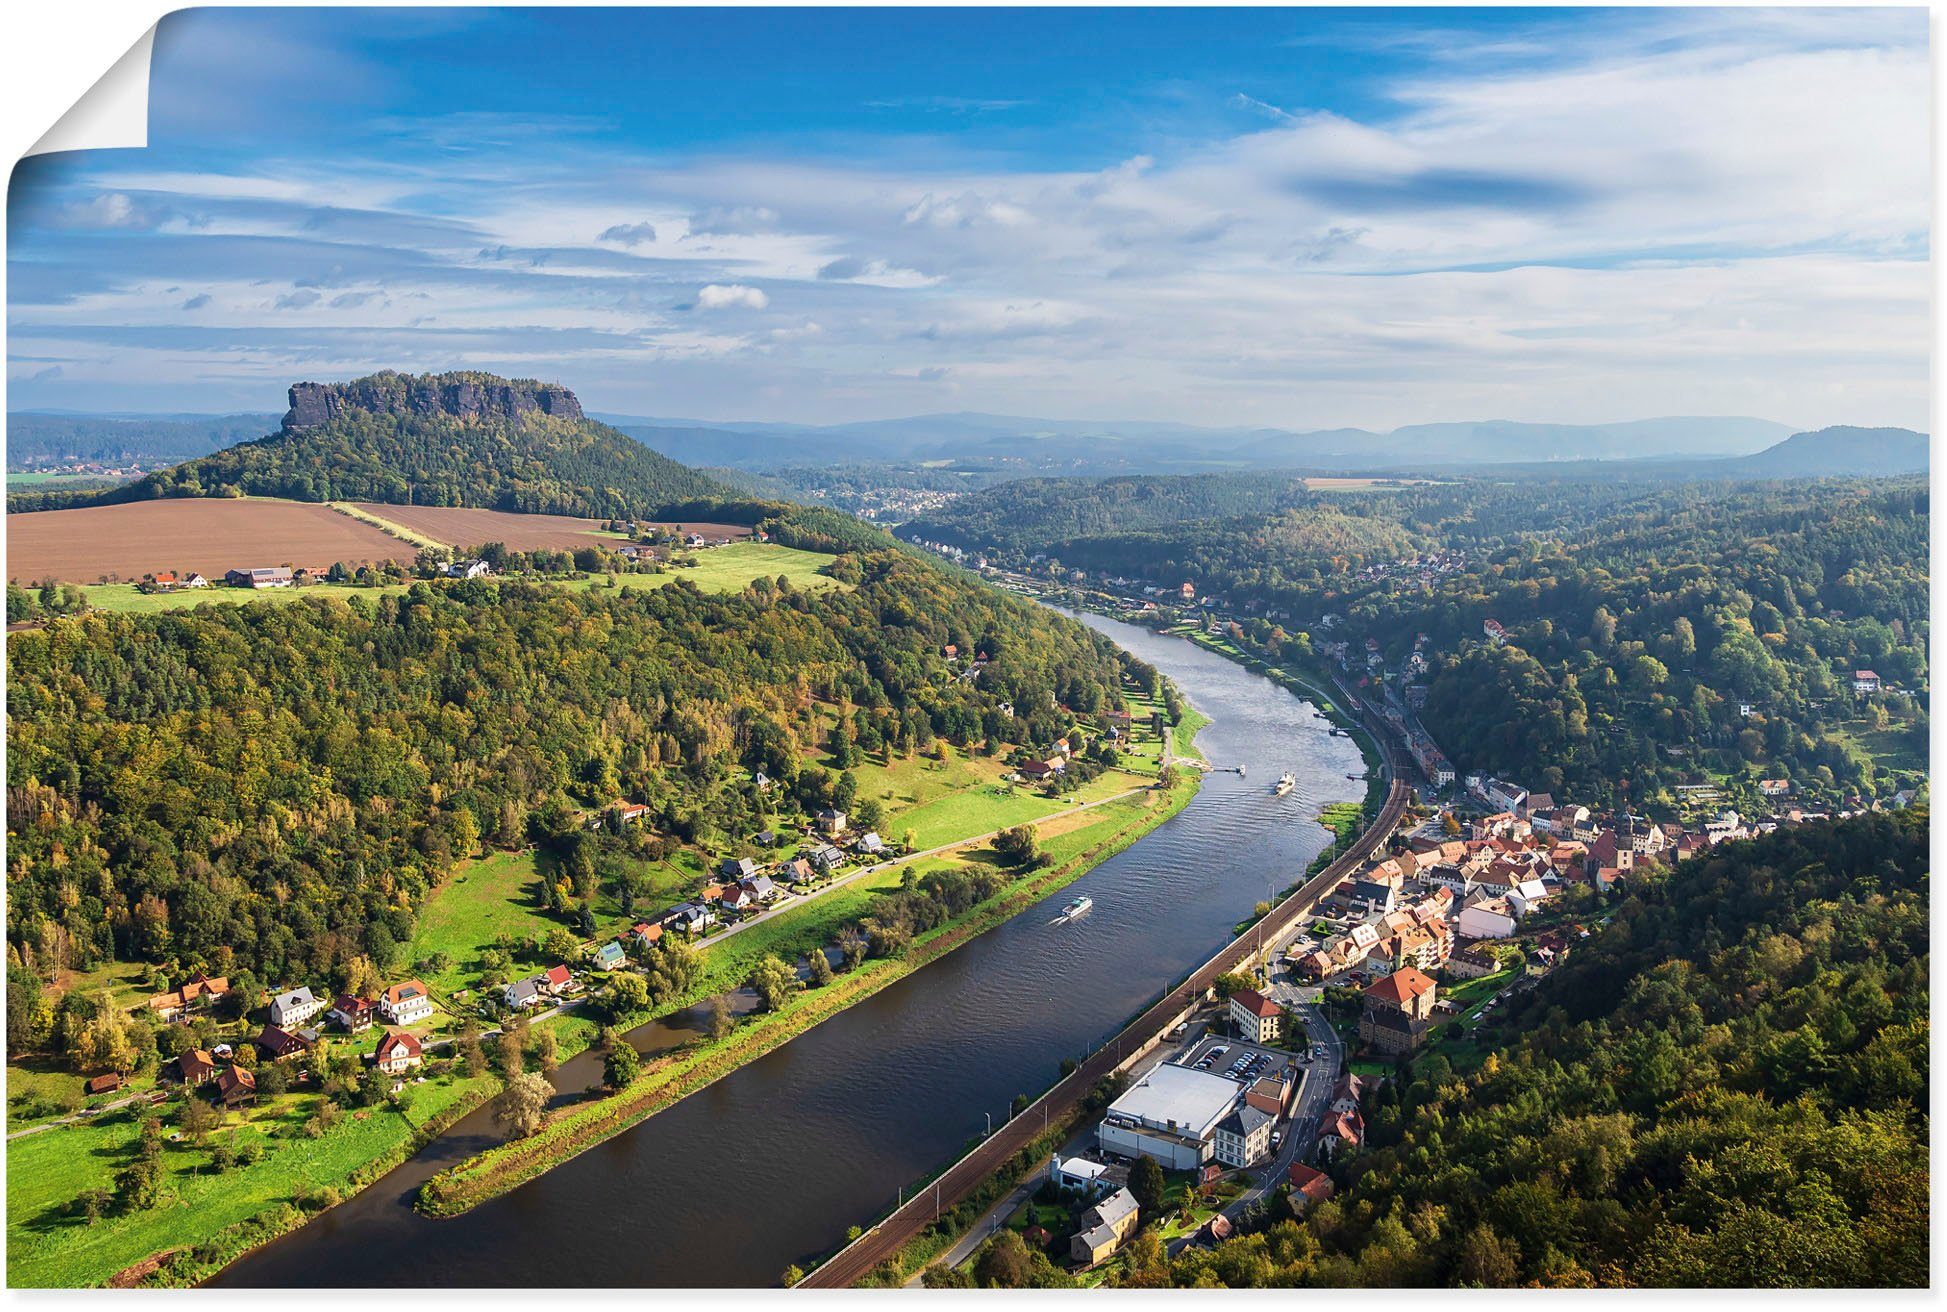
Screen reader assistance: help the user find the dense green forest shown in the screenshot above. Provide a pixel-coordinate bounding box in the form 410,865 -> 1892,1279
917,475 -> 1929,808
1129,809 -> 1928,1287
902,473 -> 1328,548
4,541 -> 1134,996
36,372 -> 731,521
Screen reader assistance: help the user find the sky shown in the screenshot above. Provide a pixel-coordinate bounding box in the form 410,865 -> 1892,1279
5,6 -> 1931,429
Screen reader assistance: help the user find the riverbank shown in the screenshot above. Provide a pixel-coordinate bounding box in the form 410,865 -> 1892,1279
415,777 -> 1204,1219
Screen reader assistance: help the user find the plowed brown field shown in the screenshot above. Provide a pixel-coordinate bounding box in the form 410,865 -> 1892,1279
7,499 -> 410,584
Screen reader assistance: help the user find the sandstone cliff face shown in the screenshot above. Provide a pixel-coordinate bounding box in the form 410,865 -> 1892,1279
282,371 -> 583,432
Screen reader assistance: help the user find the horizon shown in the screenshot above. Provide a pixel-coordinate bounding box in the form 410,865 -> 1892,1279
7,7 -> 1930,429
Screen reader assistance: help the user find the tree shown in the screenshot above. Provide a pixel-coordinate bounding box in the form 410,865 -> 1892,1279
806,949 -> 835,987
705,995 -> 733,1040
748,955 -> 801,1013
497,1028 -> 525,1076
532,1027 -> 559,1075
993,825 -> 1040,868
493,1071 -> 552,1139
837,927 -> 869,971
974,1230 -> 1035,1288
1129,1154 -> 1166,1213
179,1094 -> 219,1144
603,1041 -> 642,1091
604,971 -> 651,1021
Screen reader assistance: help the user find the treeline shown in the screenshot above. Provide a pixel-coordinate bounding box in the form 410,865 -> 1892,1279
1136,809 -> 1928,1288
5,412 -> 271,469
4,540 -> 1136,998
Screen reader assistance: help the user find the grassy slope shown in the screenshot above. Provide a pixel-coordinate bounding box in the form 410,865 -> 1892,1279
7,1074 -> 489,1288
71,542 -> 842,615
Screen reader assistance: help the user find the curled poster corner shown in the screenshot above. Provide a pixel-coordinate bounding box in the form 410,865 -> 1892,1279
25,24 -> 158,159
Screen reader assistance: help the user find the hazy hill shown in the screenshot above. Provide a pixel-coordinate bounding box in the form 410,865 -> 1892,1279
1717,425 -> 1929,478
604,410 -> 1798,474
57,372 -> 731,520
5,412 -> 280,469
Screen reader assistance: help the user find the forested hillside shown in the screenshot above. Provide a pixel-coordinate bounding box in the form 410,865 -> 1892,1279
4,541 -> 1132,991
903,473 -> 1327,550
1139,809 -> 1929,1288
927,475 -> 1928,809
49,372 -> 730,521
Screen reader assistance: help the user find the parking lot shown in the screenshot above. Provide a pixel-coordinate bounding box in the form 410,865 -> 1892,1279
1170,1034 -> 1301,1086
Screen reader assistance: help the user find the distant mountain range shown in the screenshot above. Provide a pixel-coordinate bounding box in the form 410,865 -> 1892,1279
594,411 -> 1819,474
10,401 -> 1927,484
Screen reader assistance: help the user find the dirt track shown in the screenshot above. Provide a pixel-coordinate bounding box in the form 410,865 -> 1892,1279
6,500 -> 408,584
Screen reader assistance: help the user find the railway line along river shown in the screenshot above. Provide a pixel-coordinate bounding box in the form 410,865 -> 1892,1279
214,610 -> 1368,1288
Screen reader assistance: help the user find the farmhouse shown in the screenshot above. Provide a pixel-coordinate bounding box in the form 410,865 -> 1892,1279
374,1030 -> 424,1075
225,566 -> 295,589
380,980 -> 436,1026
217,1065 -> 258,1108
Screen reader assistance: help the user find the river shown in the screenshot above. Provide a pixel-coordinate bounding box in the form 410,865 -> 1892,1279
214,610 -> 1367,1287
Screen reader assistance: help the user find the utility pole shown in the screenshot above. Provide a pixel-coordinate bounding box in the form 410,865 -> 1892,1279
985,1111 -> 992,1138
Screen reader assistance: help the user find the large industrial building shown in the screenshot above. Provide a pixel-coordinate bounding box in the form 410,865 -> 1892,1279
1098,1040 -> 1300,1170
1098,1064 -> 1242,1170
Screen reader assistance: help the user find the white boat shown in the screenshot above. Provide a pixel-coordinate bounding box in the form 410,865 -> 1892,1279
1054,895 -> 1093,922
1273,772 -> 1296,796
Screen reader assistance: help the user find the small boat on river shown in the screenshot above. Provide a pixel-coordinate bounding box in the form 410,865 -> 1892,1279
1054,895 -> 1093,923
1273,772 -> 1296,796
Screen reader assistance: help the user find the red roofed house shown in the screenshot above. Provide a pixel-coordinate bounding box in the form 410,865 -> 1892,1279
1287,1162 -> 1335,1209
374,1030 -> 424,1075
1853,670 -> 1881,695
1358,967 -> 1437,1056
177,1049 -> 219,1087
1227,988 -> 1283,1043
1320,1108 -> 1364,1158
217,1064 -> 257,1108
543,963 -> 574,992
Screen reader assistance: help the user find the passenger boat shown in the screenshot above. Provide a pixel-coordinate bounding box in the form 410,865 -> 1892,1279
1055,895 -> 1093,922
1273,772 -> 1296,796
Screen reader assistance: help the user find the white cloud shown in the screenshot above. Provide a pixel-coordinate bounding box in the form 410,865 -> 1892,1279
695,284 -> 770,311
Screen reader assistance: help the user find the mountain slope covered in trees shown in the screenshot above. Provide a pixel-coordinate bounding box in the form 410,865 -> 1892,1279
4,529 -> 1135,994
922,474 -> 1928,810
45,372 -> 730,521
1136,809 -> 1928,1288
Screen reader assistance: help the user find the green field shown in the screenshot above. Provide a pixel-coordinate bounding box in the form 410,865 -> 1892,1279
558,542 -> 843,596
75,582 -> 412,615
401,848 -> 696,997
6,1072 -> 487,1288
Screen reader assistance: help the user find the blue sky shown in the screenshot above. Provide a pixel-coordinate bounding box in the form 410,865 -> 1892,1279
7,6 -> 1930,427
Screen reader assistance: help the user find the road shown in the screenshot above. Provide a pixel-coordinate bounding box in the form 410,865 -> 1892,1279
798,763 -> 1409,1288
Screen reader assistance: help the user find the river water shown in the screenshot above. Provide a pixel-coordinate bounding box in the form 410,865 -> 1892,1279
215,611 -> 1366,1287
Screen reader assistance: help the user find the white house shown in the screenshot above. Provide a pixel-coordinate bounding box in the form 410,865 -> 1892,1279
380,980 -> 435,1026
268,986 -> 325,1028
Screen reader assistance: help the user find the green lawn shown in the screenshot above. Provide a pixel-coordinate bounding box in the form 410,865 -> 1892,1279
7,1073 -> 488,1288
559,542 -> 843,596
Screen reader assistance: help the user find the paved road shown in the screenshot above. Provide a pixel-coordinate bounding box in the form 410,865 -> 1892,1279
799,763 -> 1409,1288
